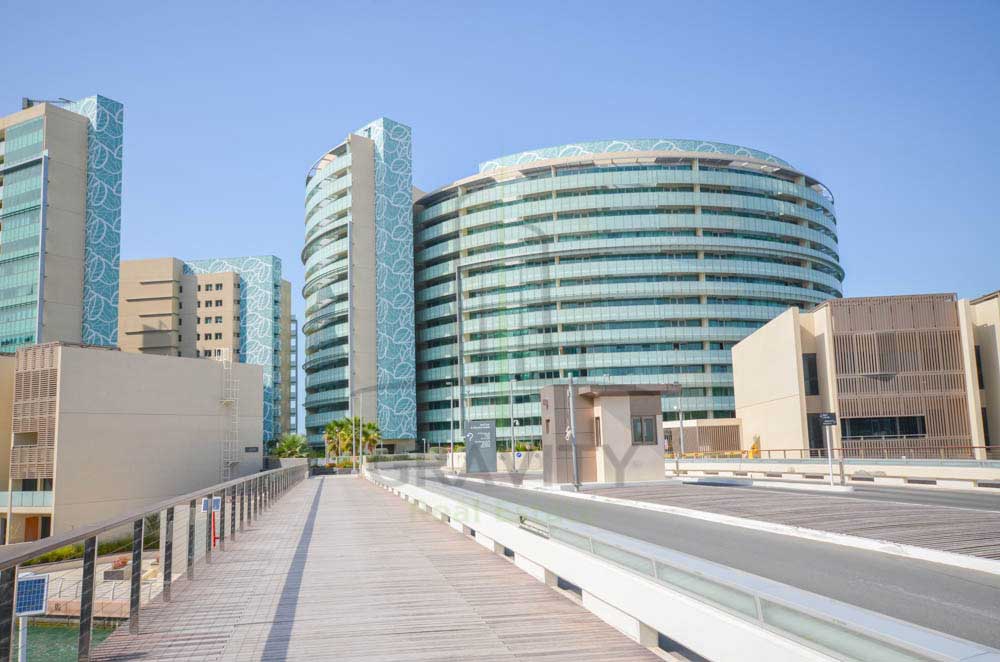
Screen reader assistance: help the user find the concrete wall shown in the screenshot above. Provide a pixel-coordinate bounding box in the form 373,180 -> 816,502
971,294 -> 1000,448
733,308 -> 808,452
348,135 -> 378,425
50,346 -> 263,536
595,394 -> 663,483
40,104 -> 89,345
118,257 -> 183,355
446,451 -> 543,474
0,356 -> 13,490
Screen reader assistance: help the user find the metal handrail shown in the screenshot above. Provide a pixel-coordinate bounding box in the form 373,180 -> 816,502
0,461 -> 308,662
0,464 -> 303,570
371,467 -> 1000,661
665,444 -> 1000,461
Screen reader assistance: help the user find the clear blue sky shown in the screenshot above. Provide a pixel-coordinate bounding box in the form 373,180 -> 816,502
5,1 -> 998,306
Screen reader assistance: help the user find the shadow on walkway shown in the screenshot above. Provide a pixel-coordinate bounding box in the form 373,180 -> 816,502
260,477 -> 324,659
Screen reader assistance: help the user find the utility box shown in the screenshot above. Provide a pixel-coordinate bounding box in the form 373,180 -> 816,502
540,383 -> 680,485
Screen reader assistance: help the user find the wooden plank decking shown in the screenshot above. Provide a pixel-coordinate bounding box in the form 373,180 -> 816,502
590,483 -> 1000,559
94,475 -> 659,661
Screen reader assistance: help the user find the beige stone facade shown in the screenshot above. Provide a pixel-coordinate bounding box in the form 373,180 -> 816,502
1,342 -> 263,544
729,293 -> 999,460
0,103 -> 89,347
118,257 -> 296,438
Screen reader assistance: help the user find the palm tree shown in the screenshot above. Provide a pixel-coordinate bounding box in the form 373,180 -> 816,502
274,433 -> 308,458
324,419 -> 353,457
361,421 -> 381,454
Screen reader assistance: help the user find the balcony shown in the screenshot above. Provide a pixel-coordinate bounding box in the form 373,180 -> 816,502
0,491 -> 53,508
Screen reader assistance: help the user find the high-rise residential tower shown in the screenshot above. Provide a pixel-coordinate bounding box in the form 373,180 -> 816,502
0,96 -> 124,351
118,255 -> 295,442
302,118 -> 416,450
413,139 -> 843,446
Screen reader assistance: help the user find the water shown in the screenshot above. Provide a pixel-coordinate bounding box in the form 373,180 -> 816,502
14,622 -> 113,661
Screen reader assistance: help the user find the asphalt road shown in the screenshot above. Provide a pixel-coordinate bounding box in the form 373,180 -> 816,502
407,471 -> 1000,649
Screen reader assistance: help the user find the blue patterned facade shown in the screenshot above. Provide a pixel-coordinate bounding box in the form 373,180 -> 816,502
480,139 -> 791,173
59,96 -> 124,346
184,256 -> 283,441
361,118 -> 416,441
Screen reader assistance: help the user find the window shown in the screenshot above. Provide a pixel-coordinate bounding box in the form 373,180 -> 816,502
178,335 -> 182,342
195,350 -> 200,357
215,349 -> 222,356
215,333 -> 222,340
197,301 -> 201,308
178,301 -> 182,309
179,286 -> 183,293
803,353 -> 819,395
196,317 -> 201,324
205,300 -> 213,308
215,300 -> 222,306
975,346 -> 985,390
215,283 -> 223,291
215,316 -> 223,323
197,285 -> 201,292
983,408 -> 991,446
631,416 -> 657,445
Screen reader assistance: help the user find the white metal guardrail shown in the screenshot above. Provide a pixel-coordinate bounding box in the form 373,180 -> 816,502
369,466 -> 1000,662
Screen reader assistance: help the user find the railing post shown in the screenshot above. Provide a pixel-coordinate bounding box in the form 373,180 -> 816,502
230,486 -> 237,540
239,481 -> 246,530
163,507 -> 174,602
205,493 -> 213,564
0,566 -> 15,662
78,535 -> 97,661
129,518 -> 144,634
219,487 -> 227,552
187,499 -> 196,580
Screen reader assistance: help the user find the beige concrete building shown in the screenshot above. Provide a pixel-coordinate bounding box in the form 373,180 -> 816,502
541,384 -> 675,484
730,293 -> 999,460
1,342 -> 263,543
0,95 -> 124,352
118,256 -> 296,442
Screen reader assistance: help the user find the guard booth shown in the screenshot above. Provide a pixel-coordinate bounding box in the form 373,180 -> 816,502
540,383 -> 679,485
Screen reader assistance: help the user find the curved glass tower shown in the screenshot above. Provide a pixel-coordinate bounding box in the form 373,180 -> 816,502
302,118 -> 416,449
413,139 -> 843,446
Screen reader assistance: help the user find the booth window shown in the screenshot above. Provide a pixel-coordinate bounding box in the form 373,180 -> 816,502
631,416 -> 657,445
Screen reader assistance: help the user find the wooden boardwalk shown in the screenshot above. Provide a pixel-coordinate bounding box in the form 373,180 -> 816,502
590,483 -> 1000,558
94,475 -> 658,661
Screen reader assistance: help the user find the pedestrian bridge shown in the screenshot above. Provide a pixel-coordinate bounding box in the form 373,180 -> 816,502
0,463 -> 998,661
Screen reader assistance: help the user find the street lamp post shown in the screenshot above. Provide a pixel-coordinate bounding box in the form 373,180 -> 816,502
567,375 -> 580,490
450,379 -> 458,472
673,404 -> 686,476
508,375 -> 517,472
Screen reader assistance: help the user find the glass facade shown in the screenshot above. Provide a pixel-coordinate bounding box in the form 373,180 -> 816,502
0,118 -> 45,350
414,140 -> 843,445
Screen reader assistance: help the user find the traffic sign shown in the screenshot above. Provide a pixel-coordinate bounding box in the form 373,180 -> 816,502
201,497 -> 222,513
16,574 -> 48,616
818,412 -> 837,426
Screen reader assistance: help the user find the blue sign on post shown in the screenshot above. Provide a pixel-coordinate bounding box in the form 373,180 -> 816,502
201,497 -> 222,513
16,574 -> 48,616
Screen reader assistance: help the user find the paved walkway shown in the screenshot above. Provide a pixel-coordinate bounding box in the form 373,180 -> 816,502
94,475 -> 658,661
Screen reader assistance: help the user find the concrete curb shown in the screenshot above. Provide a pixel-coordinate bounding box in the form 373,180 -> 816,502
443,473 -> 1000,577
746,480 -> 855,494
